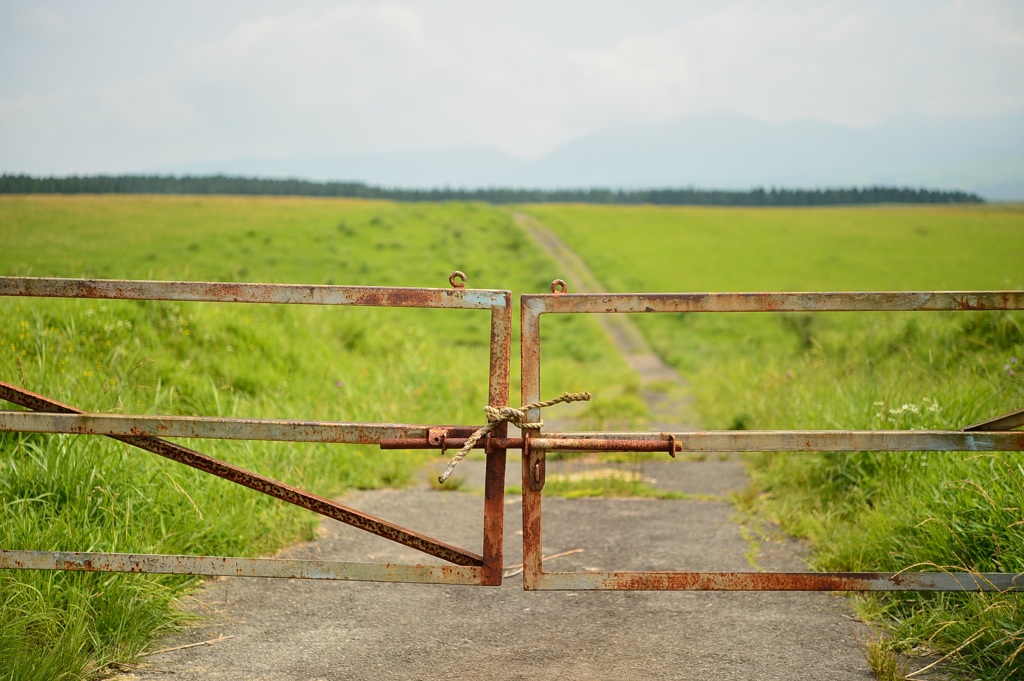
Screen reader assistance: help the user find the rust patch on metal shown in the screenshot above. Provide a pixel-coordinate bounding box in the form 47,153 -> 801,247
601,572 -> 873,591
427,427 -> 447,448
954,295 -> 987,310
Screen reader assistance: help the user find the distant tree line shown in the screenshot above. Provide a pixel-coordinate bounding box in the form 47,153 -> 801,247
0,173 -> 984,206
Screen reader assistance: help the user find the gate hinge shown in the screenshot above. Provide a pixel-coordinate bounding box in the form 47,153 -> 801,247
525,436 -> 545,491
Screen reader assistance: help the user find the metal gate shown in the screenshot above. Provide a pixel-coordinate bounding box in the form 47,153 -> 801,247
1,274 -> 1022,592
0,274 -> 511,586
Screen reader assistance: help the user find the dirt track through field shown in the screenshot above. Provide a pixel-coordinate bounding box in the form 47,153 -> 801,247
513,212 -> 699,432
115,214 -> 875,680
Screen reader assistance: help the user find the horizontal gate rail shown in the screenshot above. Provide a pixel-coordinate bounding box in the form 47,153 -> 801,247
8,413 -> 1021,451
376,432 -> 1024,452
519,288 -> 1024,592
529,431 -> 1024,451
0,550 -> 482,584
525,290 -> 1024,314
0,409 -> 468,444
0,276 -> 507,309
0,275 -> 511,585
530,571 -> 1023,592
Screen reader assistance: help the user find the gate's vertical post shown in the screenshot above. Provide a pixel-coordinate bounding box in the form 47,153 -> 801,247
520,297 -> 544,589
481,292 -> 512,585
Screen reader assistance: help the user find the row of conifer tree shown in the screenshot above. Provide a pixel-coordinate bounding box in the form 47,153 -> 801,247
0,174 -> 983,206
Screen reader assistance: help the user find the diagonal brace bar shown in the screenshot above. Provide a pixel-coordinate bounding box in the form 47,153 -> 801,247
964,408 -> 1024,432
0,380 -> 482,567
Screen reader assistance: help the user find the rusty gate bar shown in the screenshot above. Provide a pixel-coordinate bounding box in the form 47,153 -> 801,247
9,414 -> 1021,452
0,550 -> 483,583
526,290 -> 1024,314
0,411 -> 460,443
376,433 -> 1024,452
520,289 -> 1024,592
531,571 -> 1023,591
0,381 -> 482,567
0,276 -> 512,584
481,292 -> 512,585
965,408 -> 1024,432
527,432 -> 1024,451
0,276 -> 507,310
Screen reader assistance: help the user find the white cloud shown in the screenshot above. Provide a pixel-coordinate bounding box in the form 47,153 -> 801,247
563,5 -> 972,126
187,4 -> 432,90
12,7 -> 67,37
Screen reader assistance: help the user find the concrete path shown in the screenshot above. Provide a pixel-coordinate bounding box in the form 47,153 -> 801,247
115,468 -> 872,680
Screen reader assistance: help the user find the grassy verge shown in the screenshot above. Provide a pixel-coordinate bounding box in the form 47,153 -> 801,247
522,203 -> 1024,679
0,195 -> 639,679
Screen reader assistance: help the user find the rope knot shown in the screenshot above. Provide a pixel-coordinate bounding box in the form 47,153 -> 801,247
437,391 -> 591,483
483,405 -> 543,430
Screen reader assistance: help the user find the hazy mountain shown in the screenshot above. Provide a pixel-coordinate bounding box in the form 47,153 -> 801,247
157,114 -> 1024,200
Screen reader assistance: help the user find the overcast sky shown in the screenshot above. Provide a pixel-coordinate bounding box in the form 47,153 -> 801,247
1,0 -> 1022,176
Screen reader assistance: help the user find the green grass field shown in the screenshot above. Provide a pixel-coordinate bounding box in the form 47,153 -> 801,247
2,196 -> 1022,679
0,195 -> 636,680
524,203 -> 1024,679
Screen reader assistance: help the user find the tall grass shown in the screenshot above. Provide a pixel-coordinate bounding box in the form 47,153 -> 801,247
523,203 -> 1024,679
0,196 -> 637,679
718,312 -> 1024,679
